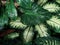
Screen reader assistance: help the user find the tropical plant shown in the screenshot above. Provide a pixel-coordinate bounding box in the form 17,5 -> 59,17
0,0 -> 60,45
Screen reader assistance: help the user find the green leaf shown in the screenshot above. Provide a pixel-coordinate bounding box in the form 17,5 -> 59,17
43,3 -> 60,13
0,15 -> 8,24
47,16 -> 60,33
5,0 -> 17,20
17,0 -> 33,9
7,32 -> 19,39
35,24 -> 49,37
34,37 -> 60,45
37,0 -> 48,6
56,0 -> 60,4
20,4 -> 52,25
10,18 -> 27,29
0,6 -> 8,29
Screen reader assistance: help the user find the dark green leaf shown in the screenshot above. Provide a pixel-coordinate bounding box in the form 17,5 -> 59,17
5,0 -> 17,20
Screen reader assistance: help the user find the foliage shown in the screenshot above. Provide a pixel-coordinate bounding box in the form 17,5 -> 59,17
0,0 -> 60,45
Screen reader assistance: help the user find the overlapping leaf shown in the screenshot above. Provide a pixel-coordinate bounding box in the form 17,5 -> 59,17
5,0 -> 17,20
0,5 -> 8,30
16,0 -> 52,25
43,3 -> 60,13
47,16 -> 60,33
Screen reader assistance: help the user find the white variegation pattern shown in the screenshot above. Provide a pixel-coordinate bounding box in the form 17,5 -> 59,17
10,18 -> 27,29
43,3 -> 60,12
38,0 -> 47,6
9,0 -> 60,42
23,27 -> 34,42
47,16 -> 60,33
35,24 -> 49,37
7,32 -> 19,39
